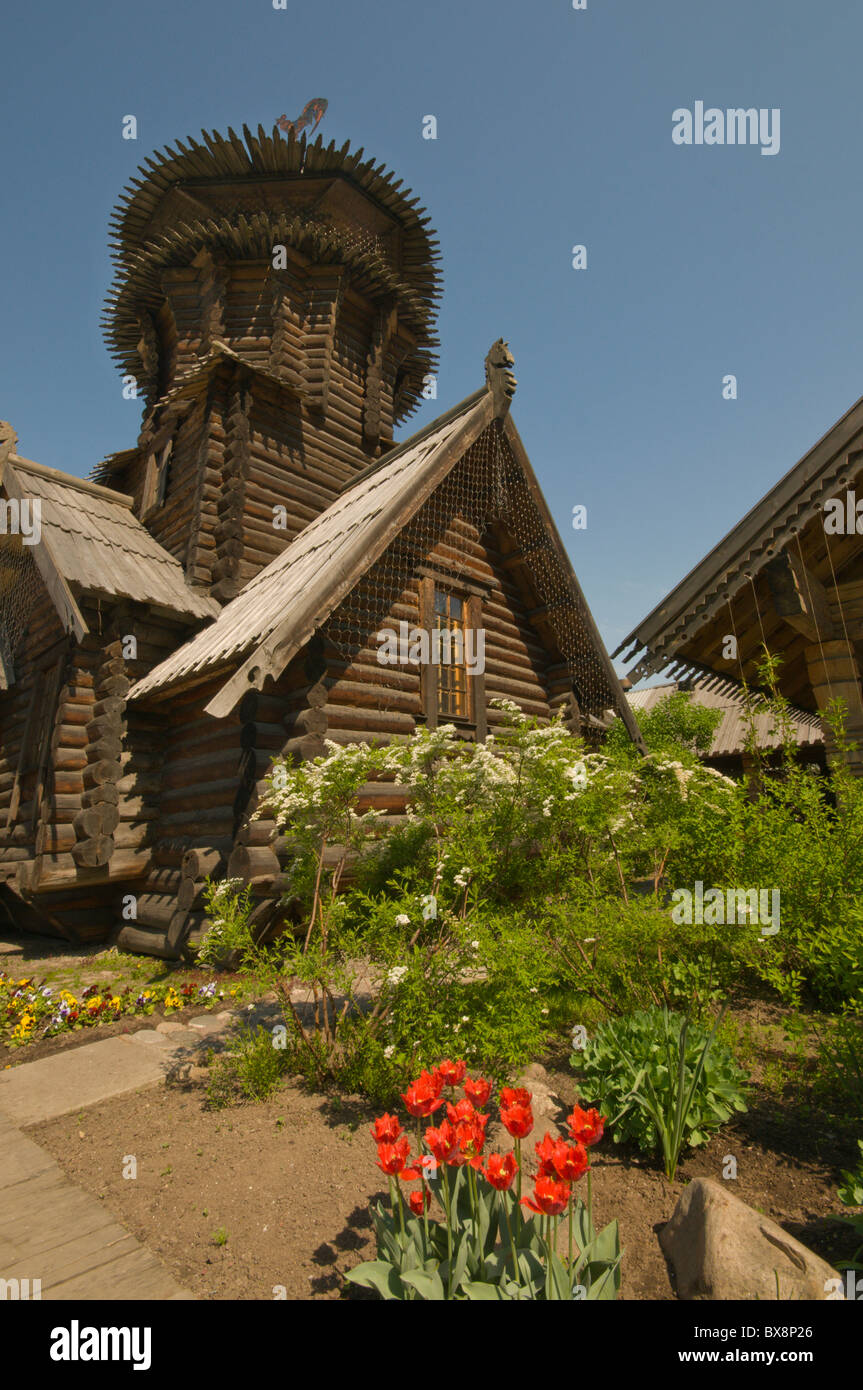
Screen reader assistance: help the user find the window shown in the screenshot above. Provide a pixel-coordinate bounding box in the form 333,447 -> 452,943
140,439 -> 173,518
434,587 -> 470,720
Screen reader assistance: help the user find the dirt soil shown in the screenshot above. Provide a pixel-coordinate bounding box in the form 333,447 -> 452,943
31,1064 -> 860,1302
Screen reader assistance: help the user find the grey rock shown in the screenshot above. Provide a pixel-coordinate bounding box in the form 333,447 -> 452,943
660,1177 -> 841,1301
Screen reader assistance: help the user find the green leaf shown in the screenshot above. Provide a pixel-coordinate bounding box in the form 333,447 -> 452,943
462,1280 -> 509,1300
400,1267 -> 446,1300
344,1260 -> 406,1300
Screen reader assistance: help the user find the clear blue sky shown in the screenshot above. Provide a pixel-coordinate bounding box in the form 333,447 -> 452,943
2,0 -> 862,670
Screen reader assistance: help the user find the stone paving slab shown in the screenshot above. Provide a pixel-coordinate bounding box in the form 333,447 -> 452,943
0,1012 -> 244,1127
0,1034 -> 175,1127
0,1113 -> 193,1300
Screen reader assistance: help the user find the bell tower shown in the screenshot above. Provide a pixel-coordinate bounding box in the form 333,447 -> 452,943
97,125 -> 441,600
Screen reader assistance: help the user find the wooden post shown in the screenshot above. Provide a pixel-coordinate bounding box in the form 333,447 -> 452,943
803,639 -> 863,773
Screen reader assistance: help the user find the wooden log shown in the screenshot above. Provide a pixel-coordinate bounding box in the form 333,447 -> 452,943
113,924 -> 178,960
101,675 -> 131,697
113,822 -> 152,851
180,845 -> 226,880
131,895 -> 181,929
1,847 -> 34,867
53,771 -> 86,796
71,837 -> 114,868
159,751 -> 242,789
73,805 -> 121,838
92,697 -> 127,720
151,838 -> 191,865
115,797 -> 159,821
86,736 -> 124,763
83,760 -> 122,790
290,707 -> 328,737
53,748 -> 88,772
279,732 -> 326,762
81,784 -> 120,809
157,807 -> 234,832
51,724 -> 88,750
87,714 -> 127,739
226,844 -> 281,881
166,908 -> 193,954
36,824 -> 77,855
176,877 -> 203,912
234,819 -> 277,848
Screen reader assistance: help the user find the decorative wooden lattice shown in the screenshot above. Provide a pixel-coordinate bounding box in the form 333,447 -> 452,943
322,424 -> 616,717
0,538 -> 41,679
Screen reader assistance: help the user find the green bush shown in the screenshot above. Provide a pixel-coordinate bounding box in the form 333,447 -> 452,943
205,1023 -> 289,1107
834,1140 -> 863,1273
542,890 -> 760,1022
204,688 -> 863,1111
572,1006 -> 748,1173
813,1006 -> 863,1122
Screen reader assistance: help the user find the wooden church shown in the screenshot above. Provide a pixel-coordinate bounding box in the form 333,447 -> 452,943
0,124 -> 641,956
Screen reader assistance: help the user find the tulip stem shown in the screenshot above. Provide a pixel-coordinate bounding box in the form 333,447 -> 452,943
417,1123 -> 429,1246
544,1217 -> 554,1300
499,1192 -> 520,1288
568,1189 -> 574,1292
468,1165 -> 482,1275
441,1163 -> 454,1299
514,1138 -> 522,1237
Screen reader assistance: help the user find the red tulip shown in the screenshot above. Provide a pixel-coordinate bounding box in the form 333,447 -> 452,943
425,1119 -> 459,1165
567,1104 -> 604,1147
551,1140 -> 589,1184
402,1071 -> 444,1118
484,1152 -> 518,1191
464,1075 -> 492,1109
500,1086 -> 532,1109
446,1097 -> 477,1126
500,1102 -> 534,1139
370,1113 -> 402,1144
375,1138 -> 420,1180
454,1115 -> 487,1168
435,1058 -> 466,1088
521,1175 -> 570,1217
535,1132 -> 558,1178
409,1189 -> 431,1216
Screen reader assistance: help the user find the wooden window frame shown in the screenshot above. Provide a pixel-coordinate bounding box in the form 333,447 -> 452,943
140,439 -> 173,519
418,577 -> 486,741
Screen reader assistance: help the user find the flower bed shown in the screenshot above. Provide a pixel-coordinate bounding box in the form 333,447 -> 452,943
0,970 -> 235,1048
347,1056 -> 621,1300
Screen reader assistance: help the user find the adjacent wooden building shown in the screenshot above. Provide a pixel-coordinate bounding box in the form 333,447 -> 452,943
616,397 -> 863,772
0,125 -> 640,955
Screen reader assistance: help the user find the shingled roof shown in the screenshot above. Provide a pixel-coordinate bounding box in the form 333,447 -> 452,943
1,454 -> 218,635
621,678 -> 824,758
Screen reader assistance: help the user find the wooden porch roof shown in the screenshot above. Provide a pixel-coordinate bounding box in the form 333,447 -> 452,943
615,392 -> 863,683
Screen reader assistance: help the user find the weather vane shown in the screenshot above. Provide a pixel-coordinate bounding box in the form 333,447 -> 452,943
276,98 -> 328,138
